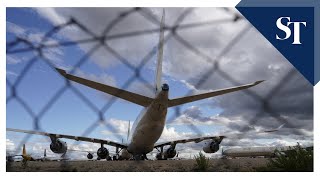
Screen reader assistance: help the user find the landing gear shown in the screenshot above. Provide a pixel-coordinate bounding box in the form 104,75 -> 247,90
133,154 -> 143,160
112,146 -> 123,161
112,155 -> 118,161
133,154 -> 148,160
106,156 -> 112,161
156,146 -> 167,160
143,154 -> 148,160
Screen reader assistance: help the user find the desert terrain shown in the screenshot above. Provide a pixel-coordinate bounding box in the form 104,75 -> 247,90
7,158 -> 269,172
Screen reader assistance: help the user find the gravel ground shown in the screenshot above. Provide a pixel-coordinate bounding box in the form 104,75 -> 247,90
6,158 -> 269,172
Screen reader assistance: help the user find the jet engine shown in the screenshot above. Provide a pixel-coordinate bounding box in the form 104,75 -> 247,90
87,153 -> 93,160
156,145 -> 177,160
164,146 -> 177,159
203,140 -> 220,153
50,139 -> 67,154
97,147 -> 109,159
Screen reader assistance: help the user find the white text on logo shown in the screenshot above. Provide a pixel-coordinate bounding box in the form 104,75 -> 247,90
276,17 -> 307,45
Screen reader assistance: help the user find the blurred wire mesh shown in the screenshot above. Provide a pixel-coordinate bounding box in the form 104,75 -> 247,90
6,7 -> 312,170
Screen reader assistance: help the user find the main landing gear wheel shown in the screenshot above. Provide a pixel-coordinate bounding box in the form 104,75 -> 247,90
112,155 -> 118,161
133,154 -> 147,160
106,156 -> 112,161
143,154 -> 148,160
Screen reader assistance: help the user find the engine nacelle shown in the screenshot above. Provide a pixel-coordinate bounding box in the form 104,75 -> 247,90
97,147 -> 109,159
87,153 -> 93,160
203,141 -> 220,153
164,147 -> 177,159
50,139 -> 67,154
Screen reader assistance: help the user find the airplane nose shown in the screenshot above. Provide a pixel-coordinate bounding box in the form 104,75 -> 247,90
162,83 -> 169,91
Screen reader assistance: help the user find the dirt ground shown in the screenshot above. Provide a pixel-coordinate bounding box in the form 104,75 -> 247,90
6,158 -> 269,172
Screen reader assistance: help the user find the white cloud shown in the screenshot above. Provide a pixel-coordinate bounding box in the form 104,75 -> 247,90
7,21 -> 26,36
34,8 -> 67,25
6,56 -> 21,65
7,21 -> 66,69
159,126 -> 196,142
6,70 -> 18,77
100,118 -> 130,135
6,139 -> 15,151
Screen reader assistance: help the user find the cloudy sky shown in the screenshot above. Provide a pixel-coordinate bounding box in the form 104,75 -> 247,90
6,7 -> 313,160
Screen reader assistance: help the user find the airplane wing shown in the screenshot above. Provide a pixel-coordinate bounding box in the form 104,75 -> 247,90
168,80 -> 264,107
154,136 -> 224,148
7,128 -> 128,149
55,68 -> 154,107
154,125 -> 282,148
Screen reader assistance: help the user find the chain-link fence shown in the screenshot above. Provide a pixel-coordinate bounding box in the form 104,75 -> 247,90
6,7 -> 313,171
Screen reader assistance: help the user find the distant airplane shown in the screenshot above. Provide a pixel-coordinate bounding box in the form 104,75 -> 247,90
6,144 -> 45,161
7,10 -> 271,160
6,153 -> 22,162
6,144 -> 69,162
221,145 -> 312,158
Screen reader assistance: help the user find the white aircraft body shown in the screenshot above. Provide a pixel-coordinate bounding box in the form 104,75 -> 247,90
7,10 -> 270,160
222,146 -> 299,158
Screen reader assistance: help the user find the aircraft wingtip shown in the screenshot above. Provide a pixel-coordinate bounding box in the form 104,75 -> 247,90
55,68 -> 67,77
255,80 -> 265,85
278,123 -> 285,129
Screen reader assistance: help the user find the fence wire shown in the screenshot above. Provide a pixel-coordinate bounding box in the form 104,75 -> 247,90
6,7 -> 312,171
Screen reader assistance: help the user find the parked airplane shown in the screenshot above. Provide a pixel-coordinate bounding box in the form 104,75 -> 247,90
7,144 -> 48,161
7,144 -> 70,162
7,10 -> 270,160
221,145 -> 312,158
6,153 -> 22,162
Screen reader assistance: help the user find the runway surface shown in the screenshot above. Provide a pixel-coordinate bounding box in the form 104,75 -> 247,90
7,158 -> 269,172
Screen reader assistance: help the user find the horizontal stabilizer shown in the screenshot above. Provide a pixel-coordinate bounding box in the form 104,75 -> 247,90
55,68 -> 153,107
168,80 -> 264,107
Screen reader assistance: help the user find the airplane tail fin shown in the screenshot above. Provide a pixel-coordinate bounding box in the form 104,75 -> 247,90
155,9 -> 165,93
127,120 -> 131,143
22,144 -> 26,157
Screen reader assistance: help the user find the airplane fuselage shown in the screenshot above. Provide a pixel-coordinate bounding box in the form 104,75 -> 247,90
127,86 -> 168,155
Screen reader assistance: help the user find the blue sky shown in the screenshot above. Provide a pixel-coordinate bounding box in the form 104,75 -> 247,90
6,7 -> 313,159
